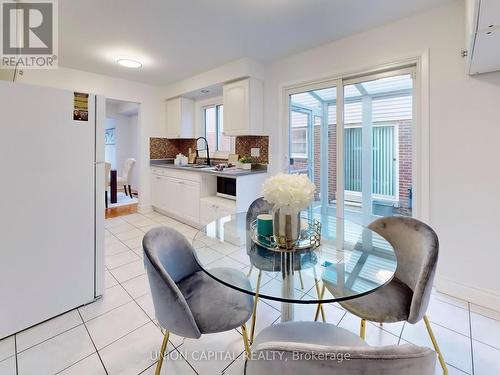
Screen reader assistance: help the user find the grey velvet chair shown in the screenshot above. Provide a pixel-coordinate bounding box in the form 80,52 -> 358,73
143,227 -> 254,375
321,216 -> 447,374
245,321 -> 436,375
245,197 -> 273,344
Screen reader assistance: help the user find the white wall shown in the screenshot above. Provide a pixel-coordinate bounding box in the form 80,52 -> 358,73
162,58 -> 264,99
262,1 -> 500,309
16,67 -> 165,212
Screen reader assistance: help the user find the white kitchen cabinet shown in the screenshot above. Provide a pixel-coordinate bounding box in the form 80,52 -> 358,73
162,177 -> 178,214
465,0 -> 500,75
151,174 -> 177,213
166,97 -> 194,138
222,78 -> 263,136
157,176 -> 200,223
151,174 -> 163,208
151,168 -> 212,226
199,196 -> 236,226
151,166 -> 264,228
175,179 -> 200,224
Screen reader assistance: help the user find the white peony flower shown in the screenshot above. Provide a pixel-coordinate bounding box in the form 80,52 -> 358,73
262,173 -> 316,210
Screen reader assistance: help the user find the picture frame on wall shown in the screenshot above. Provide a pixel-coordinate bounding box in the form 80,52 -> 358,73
105,128 -> 116,145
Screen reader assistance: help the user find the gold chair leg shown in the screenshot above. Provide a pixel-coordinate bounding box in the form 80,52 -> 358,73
241,323 -> 251,358
155,331 -> 170,375
249,271 -> 262,344
247,265 -> 253,277
360,319 -> 366,340
423,315 -> 448,375
298,271 -> 305,290
314,283 -> 326,322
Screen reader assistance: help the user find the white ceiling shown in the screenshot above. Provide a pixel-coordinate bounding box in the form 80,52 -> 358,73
59,0 -> 453,86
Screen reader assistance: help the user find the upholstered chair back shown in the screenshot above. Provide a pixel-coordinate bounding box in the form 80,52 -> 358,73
104,162 -> 111,191
368,216 -> 439,323
247,341 -> 435,375
122,158 -> 136,180
246,197 -> 274,230
246,197 -> 274,257
143,227 -> 202,338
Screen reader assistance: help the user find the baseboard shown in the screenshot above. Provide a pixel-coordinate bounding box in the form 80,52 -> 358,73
137,204 -> 153,214
435,276 -> 500,312
151,206 -> 202,229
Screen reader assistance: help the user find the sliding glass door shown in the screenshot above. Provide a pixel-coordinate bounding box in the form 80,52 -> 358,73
288,67 -> 414,224
342,70 -> 413,224
289,85 -> 337,212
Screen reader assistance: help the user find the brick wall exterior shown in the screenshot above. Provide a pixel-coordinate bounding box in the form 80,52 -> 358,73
397,119 -> 412,210
289,119 -> 412,209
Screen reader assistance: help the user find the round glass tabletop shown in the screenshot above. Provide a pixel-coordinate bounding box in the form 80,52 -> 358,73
192,211 -> 397,307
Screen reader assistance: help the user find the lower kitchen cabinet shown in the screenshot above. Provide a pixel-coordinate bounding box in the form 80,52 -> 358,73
151,172 -> 201,225
199,196 -> 236,226
151,166 -> 265,228
175,178 -> 200,224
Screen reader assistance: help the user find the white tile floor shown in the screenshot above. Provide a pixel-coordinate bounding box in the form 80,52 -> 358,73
1,211 -> 500,374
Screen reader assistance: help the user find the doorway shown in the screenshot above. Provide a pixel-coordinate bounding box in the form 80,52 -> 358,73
104,99 -> 140,214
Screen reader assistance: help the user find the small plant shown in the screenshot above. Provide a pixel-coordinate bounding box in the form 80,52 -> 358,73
239,155 -> 253,164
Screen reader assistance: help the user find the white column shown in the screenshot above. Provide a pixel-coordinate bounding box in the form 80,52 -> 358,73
320,102 -> 329,213
361,96 -> 373,226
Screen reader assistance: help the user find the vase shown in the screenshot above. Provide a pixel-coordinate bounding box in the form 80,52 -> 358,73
272,206 -> 301,249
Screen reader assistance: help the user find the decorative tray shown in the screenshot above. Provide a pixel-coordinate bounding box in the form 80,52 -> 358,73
249,218 -> 321,252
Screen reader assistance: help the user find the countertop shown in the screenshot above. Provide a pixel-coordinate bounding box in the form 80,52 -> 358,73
150,160 -> 267,177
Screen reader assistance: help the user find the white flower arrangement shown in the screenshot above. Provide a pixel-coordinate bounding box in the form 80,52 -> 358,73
262,173 -> 316,210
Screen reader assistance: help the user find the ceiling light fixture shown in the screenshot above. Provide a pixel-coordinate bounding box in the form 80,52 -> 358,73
116,57 -> 142,68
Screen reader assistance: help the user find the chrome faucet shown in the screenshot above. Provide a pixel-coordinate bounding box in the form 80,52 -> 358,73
195,137 -> 211,166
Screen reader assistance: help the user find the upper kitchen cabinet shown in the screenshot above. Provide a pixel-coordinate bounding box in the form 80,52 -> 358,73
465,0 -> 500,75
222,77 -> 263,136
166,97 -> 194,138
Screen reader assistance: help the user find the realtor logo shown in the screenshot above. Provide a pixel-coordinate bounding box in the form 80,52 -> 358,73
1,0 -> 58,69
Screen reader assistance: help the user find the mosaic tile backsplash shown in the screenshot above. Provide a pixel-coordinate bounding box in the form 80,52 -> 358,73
150,135 -> 269,164
149,138 -> 196,160
235,135 -> 269,164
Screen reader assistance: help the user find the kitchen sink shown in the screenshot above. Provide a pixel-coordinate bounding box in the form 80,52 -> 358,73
178,164 -> 214,169
190,165 -> 212,168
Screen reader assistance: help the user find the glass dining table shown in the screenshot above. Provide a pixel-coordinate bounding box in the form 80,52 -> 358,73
192,210 -> 397,322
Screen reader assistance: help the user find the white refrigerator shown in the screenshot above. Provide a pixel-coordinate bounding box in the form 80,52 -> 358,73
0,81 -> 105,338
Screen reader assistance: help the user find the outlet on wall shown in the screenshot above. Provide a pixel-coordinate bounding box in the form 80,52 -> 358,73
251,148 -> 260,157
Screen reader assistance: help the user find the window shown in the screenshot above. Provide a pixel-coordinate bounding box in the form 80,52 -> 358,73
203,104 -> 234,153
290,110 -> 309,158
291,128 -> 307,157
